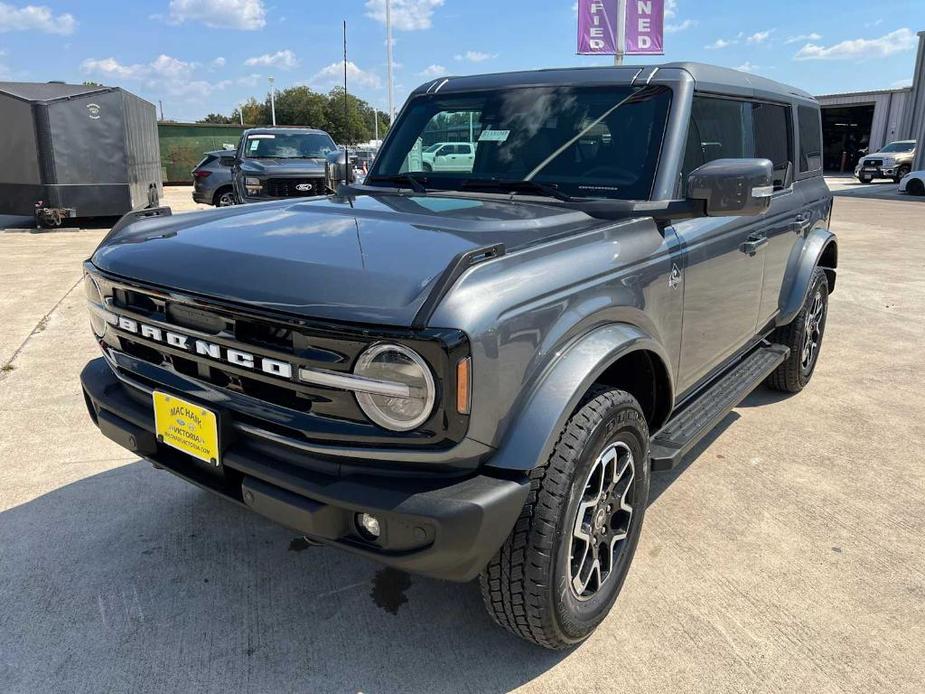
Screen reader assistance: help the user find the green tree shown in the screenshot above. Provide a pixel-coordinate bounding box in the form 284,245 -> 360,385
272,86 -> 328,128
197,113 -> 235,124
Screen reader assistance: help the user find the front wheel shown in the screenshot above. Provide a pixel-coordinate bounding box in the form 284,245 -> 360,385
480,387 -> 650,649
766,267 -> 829,393
908,178 -> 925,196
894,165 -> 911,184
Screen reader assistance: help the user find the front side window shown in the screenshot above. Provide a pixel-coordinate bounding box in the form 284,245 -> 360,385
798,105 -> 823,172
243,132 -> 336,159
371,85 -> 672,200
683,96 -> 793,190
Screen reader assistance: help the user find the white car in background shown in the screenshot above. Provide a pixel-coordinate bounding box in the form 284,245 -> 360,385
421,142 -> 476,172
898,170 -> 925,196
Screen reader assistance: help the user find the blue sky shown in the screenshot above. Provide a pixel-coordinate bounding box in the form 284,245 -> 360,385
0,0 -> 923,121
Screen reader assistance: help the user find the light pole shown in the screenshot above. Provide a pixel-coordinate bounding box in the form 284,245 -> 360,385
386,0 -> 394,123
268,76 -> 277,126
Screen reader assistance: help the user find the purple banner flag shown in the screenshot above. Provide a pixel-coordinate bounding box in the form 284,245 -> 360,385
577,0 -> 618,55
625,0 -> 664,55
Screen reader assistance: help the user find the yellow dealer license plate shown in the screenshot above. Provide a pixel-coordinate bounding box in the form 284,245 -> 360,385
153,391 -> 220,466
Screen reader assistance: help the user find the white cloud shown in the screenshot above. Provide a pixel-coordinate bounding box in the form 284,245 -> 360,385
210,56 -> 226,68
454,50 -> 495,62
746,29 -> 773,44
364,0 -> 443,31
736,62 -> 761,73
785,32 -> 821,45
418,64 -> 446,77
0,2 -> 76,34
665,0 -> 678,18
794,28 -> 917,61
244,49 -> 299,69
168,0 -> 265,30
237,73 -> 262,87
80,54 -> 231,99
666,19 -> 697,34
312,61 -> 382,89
706,38 -> 734,50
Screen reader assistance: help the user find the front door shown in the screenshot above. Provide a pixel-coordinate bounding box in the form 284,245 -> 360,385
674,95 -> 797,393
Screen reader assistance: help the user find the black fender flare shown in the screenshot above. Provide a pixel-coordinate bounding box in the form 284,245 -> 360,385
777,227 -> 837,326
485,323 -> 674,473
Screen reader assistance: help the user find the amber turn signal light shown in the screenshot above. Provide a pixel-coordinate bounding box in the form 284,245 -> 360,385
456,357 -> 471,415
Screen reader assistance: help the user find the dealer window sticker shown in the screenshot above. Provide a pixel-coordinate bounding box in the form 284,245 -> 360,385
478,129 -> 511,143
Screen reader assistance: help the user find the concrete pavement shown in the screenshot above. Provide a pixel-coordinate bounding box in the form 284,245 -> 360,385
1,189 -> 923,693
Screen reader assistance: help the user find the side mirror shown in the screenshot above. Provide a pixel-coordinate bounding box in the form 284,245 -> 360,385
687,158 -> 774,217
325,149 -> 354,192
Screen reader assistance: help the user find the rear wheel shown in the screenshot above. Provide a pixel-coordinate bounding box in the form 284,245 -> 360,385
480,387 -> 650,649
766,267 -> 829,393
213,187 -> 236,207
907,178 -> 925,196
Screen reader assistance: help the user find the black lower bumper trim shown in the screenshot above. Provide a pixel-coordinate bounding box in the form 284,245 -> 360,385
80,357 -> 528,581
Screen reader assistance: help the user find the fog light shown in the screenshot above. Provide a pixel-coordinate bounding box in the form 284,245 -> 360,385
356,512 -> 381,540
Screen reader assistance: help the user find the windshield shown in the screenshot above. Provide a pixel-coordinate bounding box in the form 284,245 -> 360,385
243,132 -> 336,159
880,142 -> 915,153
370,85 -> 671,200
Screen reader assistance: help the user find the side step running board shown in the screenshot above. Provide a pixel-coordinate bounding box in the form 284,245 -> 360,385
650,345 -> 789,471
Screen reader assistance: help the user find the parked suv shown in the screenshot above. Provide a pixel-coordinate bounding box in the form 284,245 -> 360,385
231,127 -> 337,202
855,140 -> 916,183
80,63 -> 836,649
191,149 -> 237,207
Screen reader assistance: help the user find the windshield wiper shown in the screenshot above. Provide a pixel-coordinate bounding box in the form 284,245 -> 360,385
460,178 -> 575,202
365,173 -> 428,193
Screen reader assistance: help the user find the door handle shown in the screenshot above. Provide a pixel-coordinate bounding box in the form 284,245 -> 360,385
742,234 -> 768,255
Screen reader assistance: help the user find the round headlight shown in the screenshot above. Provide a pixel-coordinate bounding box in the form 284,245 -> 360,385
84,273 -> 106,338
353,344 -> 436,431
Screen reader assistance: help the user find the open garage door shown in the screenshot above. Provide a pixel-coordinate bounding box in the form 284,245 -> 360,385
821,104 -> 875,172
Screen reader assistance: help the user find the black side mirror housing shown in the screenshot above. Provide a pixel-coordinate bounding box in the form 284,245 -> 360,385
687,158 -> 774,217
325,149 -> 354,193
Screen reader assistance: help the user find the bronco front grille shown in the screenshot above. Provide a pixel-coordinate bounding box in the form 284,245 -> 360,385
96,277 -> 468,448
265,178 -> 325,197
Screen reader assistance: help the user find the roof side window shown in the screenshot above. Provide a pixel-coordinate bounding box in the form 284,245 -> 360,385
798,105 -> 823,173
682,96 -> 793,192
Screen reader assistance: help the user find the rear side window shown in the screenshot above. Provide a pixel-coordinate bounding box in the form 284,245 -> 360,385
683,96 -> 794,191
194,155 -> 215,170
798,106 -> 823,173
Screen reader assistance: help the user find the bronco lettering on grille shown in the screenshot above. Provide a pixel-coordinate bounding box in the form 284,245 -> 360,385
116,315 -> 293,379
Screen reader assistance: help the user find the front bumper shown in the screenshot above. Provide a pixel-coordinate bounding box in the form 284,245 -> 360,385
857,163 -> 899,178
80,357 -> 528,582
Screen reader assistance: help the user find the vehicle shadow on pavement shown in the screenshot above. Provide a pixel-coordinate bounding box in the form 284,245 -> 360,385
829,180 -> 924,202
0,461 -> 568,693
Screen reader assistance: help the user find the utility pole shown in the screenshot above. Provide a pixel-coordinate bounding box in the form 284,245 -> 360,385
374,109 -> 379,143
239,105 -> 244,126
158,100 -> 164,121
386,0 -> 394,122
614,0 -> 626,65
268,76 -> 276,126
344,20 -> 349,145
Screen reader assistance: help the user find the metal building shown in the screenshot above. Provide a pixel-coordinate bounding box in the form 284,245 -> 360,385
815,30 -> 925,173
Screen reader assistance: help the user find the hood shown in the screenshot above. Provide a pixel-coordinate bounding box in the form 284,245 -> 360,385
91,193 -> 598,326
240,158 -> 327,177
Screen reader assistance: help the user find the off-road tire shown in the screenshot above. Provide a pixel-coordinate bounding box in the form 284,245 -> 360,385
479,387 -> 650,649
766,267 -> 829,393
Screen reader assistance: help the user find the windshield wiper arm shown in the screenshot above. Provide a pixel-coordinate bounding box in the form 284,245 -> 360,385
365,173 -> 428,193
460,178 -> 575,202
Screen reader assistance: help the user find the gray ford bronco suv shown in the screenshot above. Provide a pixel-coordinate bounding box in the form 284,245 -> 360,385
80,63 -> 837,649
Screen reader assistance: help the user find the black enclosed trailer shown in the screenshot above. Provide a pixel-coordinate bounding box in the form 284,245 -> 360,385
0,81 -> 162,227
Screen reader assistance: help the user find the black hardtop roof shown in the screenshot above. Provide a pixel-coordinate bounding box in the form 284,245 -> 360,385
411,62 -> 816,104
0,81 -> 113,102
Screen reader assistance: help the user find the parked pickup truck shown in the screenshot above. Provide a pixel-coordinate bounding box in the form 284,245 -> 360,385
231,127 -> 337,202
80,62 -> 837,649
855,140 -> 916,183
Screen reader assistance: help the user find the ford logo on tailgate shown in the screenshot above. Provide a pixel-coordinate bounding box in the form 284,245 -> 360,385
295,183 -> 313,192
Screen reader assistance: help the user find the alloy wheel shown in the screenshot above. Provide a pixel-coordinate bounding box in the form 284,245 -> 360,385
568,441 -> 636,600
801,290 -> 825,372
